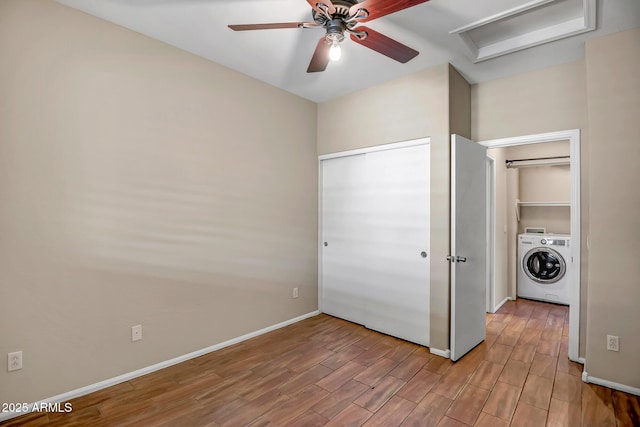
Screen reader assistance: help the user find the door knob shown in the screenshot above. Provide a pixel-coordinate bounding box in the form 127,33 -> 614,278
324,242 -> 328,247
446,255 -> 454,262
456,256 -> 467,263
420,251 -> 427,258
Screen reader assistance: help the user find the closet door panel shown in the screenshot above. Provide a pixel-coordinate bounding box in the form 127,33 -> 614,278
362,145 -> 430,345
321,154 -> 367,325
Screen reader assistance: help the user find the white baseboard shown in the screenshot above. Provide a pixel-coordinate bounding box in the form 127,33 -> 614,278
0,310 -> 320,422
494,296 -> 513,312
581,370 -> 640,396
430,347 -> 451,358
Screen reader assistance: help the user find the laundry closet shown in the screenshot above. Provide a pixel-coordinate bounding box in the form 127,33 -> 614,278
488,140 -> 571,305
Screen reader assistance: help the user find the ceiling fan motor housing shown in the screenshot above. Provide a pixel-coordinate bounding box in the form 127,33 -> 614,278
312,0 -> 361,44
312,0 -> 360,26
326,20 -> 346,42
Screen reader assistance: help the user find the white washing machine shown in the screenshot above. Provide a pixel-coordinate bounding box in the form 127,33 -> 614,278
517,233 -> 571,305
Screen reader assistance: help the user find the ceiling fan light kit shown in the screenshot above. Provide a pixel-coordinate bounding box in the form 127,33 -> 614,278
329,37 -> 342,61
228,0 -> 429,73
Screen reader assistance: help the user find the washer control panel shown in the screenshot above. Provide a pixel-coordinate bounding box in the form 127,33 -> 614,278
540,238 -> 567,246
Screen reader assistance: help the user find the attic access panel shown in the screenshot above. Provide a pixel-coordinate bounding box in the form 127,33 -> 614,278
450,0 -> 595,62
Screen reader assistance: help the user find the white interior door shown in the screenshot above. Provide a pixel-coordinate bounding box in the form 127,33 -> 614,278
363,145 -> 430,345
451,135 -> 487,361
321,154 -> 367,325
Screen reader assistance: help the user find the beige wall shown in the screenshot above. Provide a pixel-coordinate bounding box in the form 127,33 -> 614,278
518,205 -> 570,235
508,142 -> 571,235
472,61 -> 588,141
472,62 -> 589,357
317,65 -> 450,154
318,64 -> 456,351
449,65 -> 471,139
518,163 -> 571,235
585,28 -> 640,388
0,0 -> 318,404
519,166 -> 570,207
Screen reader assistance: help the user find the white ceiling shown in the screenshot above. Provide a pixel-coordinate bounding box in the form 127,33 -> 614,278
55,0 -> 640,103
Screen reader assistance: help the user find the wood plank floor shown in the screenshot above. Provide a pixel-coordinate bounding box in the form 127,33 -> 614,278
2,299 -> 639,426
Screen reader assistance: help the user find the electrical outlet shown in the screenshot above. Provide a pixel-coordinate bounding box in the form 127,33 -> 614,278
8,351 -> 22,372
607,335 -> 619,352
293,287 -> 299,299
132,325 -> 143,342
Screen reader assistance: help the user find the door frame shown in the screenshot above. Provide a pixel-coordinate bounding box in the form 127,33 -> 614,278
479,129 -> 581,362
486,154 -> 496,313
317,137 -> 431,314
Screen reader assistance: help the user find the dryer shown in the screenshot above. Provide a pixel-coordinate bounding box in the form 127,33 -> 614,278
517,233 -> 571,305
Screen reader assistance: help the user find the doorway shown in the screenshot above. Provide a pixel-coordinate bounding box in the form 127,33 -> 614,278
480,129 -> 581,362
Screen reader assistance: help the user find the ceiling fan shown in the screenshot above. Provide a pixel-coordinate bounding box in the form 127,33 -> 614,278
229,0 -> 429,73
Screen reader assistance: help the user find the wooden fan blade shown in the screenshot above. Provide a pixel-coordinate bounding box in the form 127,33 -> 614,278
349,0 -> 430,22
307,0 -> 336,15
350,26 -> 418,63
228,22 -> 312,31
307,37 -> 330,73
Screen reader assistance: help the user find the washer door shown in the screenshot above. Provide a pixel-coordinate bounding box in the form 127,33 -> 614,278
523,247 -> 566,284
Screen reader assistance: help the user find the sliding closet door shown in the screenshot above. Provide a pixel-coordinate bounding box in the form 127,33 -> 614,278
321,154 -> 368,325
321,141 -> 431,345
363,145 -> 430,345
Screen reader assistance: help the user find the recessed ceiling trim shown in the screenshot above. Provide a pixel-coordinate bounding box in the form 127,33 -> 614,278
449,0 -> 556,34
450,0 -> 596,63
477,17 -> 588,61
